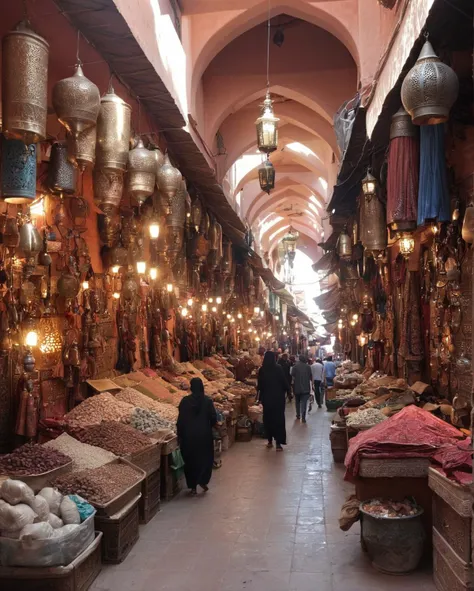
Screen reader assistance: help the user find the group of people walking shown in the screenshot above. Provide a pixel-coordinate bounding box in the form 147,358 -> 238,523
176,352 -> 337,496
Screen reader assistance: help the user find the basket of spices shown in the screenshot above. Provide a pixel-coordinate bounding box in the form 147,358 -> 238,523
0,444 -> 72,492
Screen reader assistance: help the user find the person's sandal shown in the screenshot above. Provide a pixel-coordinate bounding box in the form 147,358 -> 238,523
266,442 -> 273,448
189,489 -> 198,496
276,445 -> 283,452
200,485 -> 209,492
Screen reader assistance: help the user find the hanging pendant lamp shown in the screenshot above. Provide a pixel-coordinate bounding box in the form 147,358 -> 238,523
127,137 -> 156,206
259,157 -> 275,194
156,153 -> 182,214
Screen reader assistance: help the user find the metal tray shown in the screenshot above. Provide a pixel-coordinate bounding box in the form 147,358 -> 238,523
1,461 -> 73,493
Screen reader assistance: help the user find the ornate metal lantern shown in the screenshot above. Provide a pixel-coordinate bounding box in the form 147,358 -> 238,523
96,84 -> 131,172
256,92 -> 279,154
93,169 -> 124,214
127,138 -> 156,206
52,64 -> 100,137
68,126 -> 96,170
221,238 -> 233,277
191,198 -> 203,232
165,178 -> 186,263
361,170 -> 377,197
401,37 -> 459,125
337,227 -> 352,259
282,226 -> 299,265
48,142 -> 77,195
156,154 -> 182,214
361,194 -> 387,254
2,21 -> 49,144
258,157 -> 275,194
154,147 -> 165,174
1,139 -> 37,204
399,233 -> 415,258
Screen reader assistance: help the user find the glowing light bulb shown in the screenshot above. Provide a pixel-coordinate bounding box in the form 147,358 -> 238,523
352,313 -> 359,321
181,307 -> 189,317
237,313 -> 243,319
231,317 -> 235,323
149,222 -> 160,239
149,267 -> 158,281
82,281 -> 89,290
260,311 -> 264,318
212,306 -> 217,312
136,261 -> 146,274
248,319 -> 252,324
202,304 -> 208,312
113,292 -> 120,300
25,331 -> 38,347
208,297 -> 214,303
166,283 -> 173,293
187,298 -> 193,307
256,337 -> 261,342
275,315 -> 280,320
227,314 -> 231,319
254,306 -> 260,314
248,328 -> 253,333
216,297 -> 222,305
111,265 -> 120,274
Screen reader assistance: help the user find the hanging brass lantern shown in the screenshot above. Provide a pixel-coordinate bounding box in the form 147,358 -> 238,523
337,227 -> 352,259
127,138 -> 156,205
361,170 -> 377,197
399,232 -> 415,258
2,21 -> 49,144
156,154 -> 182,214
93,168 -> 124,214
68,125 -> 96,170
256,91 -> 279,154
165,178 -> 186,263
154,147 -> 165,175
221,238 -> 233,277
282,226 -> 299,265
209,216 -> 219,251
215,221 -> 223,261
57,270 -> 80,299
259,157 -> 275,194
200,209 -> 210,237
462,202 -> 474,244
191,198 -> 203,232
401,37 -> 459,126
390,107 -> 417,139
19,217 -> 42,262
96,84 -> 131,172
361,194 -> 387,254
48,141 -> 77,195
1,139 -> 37,204
52,64 -> 100,136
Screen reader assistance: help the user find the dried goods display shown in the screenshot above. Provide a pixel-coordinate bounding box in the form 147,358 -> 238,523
361,499 -> 420,518
346,408 -> 388,428
53,463 -> 142,505
0,444 -> 71,476
115,387 -> 179,421
127,406 -> 176,434
43,433 -> 117,471
65,392 -> 135,428
70,421 -> 152,456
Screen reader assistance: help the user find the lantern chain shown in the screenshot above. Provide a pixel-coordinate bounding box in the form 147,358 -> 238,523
266,0 -> 271,89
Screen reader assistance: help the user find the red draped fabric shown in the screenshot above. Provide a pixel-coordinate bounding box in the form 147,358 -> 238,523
386,136 -> 419,229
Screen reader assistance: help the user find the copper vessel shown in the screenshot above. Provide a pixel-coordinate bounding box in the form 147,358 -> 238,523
57,271 -> 80,299
96,84 -> 131,172
2,21 -> 49,144
156,154 -> 182,213
401,39 -> 459,125
361,195 -> 387,253
68,123 -> 96,170
48,141 -> 77,195
93,168 -> 124,214
127,138 -> 156,205
52,64 -> 100,136
191,197 -> 203,232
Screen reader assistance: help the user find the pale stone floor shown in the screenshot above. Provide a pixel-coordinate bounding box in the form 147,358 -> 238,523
92,403 -> 436,591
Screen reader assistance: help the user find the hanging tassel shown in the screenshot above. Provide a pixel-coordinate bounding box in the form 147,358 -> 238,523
387,136 -> 419,230
418,124 -> 450,226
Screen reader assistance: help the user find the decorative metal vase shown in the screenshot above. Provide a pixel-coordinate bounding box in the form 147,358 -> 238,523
127,138 -> 156,205
1,138 -> 37,204
390,107 -> 417,139
96,84 -> 131,172
401,38 -> 459,125
156,154 -> 182,214
68,125 -> 96,170
337,229 -> 352,259
52,64 -> 100,136
93,168 -> 124,214
2,21 -> 49,144
57,270 -> 80,299
191,197 -> 203,232
48,141 -> 77,195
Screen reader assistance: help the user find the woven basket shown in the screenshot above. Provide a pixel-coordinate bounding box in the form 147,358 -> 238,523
359,457 -> 430,478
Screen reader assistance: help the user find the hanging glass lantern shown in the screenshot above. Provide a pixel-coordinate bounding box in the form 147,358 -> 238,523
401,37 -> 459,126
127,137 -> 156,206
96,83 -> 132,172
259,157 -> 275,194
282,226 -> 299,265
399,232 -> 415,258
256,92 -> 279,154
337,227 -> 352,259
52,64 -> 100,136
156,153 -> 182,214
1,138 -> 37,204
362,170 -> 377,197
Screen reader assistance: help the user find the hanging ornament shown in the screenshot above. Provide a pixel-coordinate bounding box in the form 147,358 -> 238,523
2,21 -> 49,144
68,123 -> 97,171
154,147 -> 165,174
337,227 -> 352,259
258,157 -> 275,194
127,137 -> 156,206
96,83 -> 132,172
57,269 -> 80,299
1,138 -> 37,204
191,197 -> 203,232
48,141 -> 77,195
401,36 -> 459,126
93,168 -> 124,214
256,92 -> 279,154
52,64 -> 100,136
360,193 -> 387,254
156,154 -> 182,214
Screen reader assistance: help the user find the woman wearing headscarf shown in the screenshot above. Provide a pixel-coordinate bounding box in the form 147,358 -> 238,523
257,350 -> 290,451
177,377 -> 218,495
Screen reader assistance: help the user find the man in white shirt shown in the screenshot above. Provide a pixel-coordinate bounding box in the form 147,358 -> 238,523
310,359 -> 324,408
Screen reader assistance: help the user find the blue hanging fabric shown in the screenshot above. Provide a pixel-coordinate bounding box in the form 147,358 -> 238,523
417,123 -> 450,226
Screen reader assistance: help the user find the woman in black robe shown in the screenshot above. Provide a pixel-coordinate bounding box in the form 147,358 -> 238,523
257,351 -> 290,451
177,377 -> 218,495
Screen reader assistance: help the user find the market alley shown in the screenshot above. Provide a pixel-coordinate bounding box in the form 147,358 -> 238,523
91,407 -> 436,591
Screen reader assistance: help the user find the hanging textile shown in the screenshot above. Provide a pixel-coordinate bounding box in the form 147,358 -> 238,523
398,271 -> 424,378
418,124 -> 450,226
386,109 -> 419,231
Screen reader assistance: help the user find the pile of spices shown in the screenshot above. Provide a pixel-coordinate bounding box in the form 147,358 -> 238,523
65,393 -> 134,428
0,444 -> 71,476
43,433 -> 117,471
362,499 -> 420,518
346,408 -> 387,428
116,387 -> 179,421
127,407 -> 176,435
70,421 -> 152,456
54,462 -> 142,505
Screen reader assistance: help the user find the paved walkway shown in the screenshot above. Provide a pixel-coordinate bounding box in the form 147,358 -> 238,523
92,404 -> 436,591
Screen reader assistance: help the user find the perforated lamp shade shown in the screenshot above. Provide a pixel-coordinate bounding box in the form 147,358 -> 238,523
255,92 -> 279,154
258,158 -> 275,194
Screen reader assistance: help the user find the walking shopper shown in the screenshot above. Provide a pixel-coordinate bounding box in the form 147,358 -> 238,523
257,350 -> 289,451
177,377 -> 218,496
291,355 -> 313,422
311,358 -> 325,408
324,355 -> 337,387
278,353 -> 292,401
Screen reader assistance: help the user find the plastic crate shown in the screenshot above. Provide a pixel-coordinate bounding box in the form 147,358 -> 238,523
95,495 -> 140,564
139,469 -> 161,524
160,453 -> 183,501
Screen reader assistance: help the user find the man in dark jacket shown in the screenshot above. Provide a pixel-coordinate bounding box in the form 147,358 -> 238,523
277,353 -> 292,401
290,355 -> 313,422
